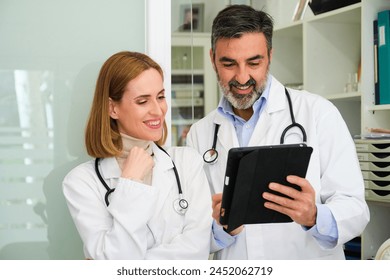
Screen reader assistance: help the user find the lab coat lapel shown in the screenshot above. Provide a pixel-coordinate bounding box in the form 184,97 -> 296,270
249,111 -> 272,146
99,157 -> 121,179
214,112 -> 239,152
150,144 -> 175,212
248,77 -> 286,146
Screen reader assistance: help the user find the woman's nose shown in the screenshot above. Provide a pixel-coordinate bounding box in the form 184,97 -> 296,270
150,100 -> 165,115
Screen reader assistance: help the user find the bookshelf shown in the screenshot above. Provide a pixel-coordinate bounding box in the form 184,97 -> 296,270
253,0 -> 390,260
170,0 -> 390,260
171,32 -> 218,146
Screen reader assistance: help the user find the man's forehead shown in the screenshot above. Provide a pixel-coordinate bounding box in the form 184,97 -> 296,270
214,33 -> 267,58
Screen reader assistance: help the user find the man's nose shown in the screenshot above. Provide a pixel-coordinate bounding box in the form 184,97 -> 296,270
234,66 -> 251,85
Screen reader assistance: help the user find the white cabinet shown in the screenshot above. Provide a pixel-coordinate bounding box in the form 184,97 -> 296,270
171,32 -> 218,146
271,4 -> 363,136
259,0 -> 390,260
171,0 -> 390,260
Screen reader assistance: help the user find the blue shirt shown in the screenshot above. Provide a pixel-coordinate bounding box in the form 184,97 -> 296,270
217,77 -> 271,147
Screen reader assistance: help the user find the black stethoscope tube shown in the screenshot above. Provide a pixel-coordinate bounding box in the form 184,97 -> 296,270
95,145 -> 186,214
280,87 -> 307,144
202,124 -> 220,164
95,157 -> 115,207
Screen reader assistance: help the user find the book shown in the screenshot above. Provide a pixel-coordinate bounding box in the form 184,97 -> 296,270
378,10 -> 390,105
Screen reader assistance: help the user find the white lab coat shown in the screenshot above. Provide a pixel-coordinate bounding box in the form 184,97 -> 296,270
62,144 -> 212,259
187,75 -> 369,260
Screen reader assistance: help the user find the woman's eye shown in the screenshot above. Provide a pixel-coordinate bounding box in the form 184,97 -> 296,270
136,99 -> 147,104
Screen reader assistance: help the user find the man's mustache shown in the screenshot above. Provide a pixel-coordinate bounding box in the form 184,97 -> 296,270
229,78 -> 256,88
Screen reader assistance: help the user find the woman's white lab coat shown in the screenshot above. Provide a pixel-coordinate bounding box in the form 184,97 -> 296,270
187,75 -> 370,260
62,144 -> 212,259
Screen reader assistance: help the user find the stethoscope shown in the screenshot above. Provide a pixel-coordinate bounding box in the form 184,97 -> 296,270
94,145 -> 189,215
203,87 -> 307,164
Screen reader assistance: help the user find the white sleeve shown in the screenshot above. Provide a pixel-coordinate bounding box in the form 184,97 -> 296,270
63,166 -> 159,259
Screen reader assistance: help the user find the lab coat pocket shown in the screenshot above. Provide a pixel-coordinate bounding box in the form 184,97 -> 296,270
162,206 -> 186,243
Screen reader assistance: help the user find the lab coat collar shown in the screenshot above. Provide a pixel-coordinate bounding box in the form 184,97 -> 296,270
248,76 -> 287,146
150,143 -> 175,213
264,76 -> 286,114
98,157 -> 121,180
213,110 -> 239,151
150,142 -> 174,172
97,142 -> 174,180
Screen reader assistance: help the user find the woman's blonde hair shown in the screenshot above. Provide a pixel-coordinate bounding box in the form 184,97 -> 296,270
85,51 -> 167,158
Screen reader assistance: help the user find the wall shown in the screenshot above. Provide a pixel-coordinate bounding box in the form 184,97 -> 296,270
0,0 -> 146,259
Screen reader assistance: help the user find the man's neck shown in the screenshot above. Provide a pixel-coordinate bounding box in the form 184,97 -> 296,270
233,107 -> 254,121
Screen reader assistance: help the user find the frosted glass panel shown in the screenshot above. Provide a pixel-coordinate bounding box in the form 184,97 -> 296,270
0,0 -> 145,259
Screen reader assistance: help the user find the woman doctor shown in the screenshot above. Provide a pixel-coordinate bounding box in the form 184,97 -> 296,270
62,51 -> 212,260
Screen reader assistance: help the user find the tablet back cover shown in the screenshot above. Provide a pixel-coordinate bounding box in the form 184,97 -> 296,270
220,144 -> 313,232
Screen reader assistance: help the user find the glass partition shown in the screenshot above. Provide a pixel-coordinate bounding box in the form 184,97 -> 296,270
0,0 -> 146,259
170,0 -> 225,146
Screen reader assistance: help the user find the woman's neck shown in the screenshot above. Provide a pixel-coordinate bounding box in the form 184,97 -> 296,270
119,133 -> 153,157
116,134 -> 154,182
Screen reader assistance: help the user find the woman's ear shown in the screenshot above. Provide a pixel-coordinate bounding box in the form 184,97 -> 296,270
108,98 -> 119,119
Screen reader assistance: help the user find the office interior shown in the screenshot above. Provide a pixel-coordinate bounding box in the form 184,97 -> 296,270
0,0 -> 389,260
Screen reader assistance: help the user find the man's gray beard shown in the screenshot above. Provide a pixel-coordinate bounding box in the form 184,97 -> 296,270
218,80 -> 266,110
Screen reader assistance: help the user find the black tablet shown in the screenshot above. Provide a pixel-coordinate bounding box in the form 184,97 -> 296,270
219,143 -> 313,233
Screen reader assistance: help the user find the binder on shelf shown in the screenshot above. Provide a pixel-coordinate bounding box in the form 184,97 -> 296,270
373,19 -> 380,104
378,10 -> 390,105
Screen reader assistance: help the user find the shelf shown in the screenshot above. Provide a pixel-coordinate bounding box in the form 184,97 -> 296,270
172,98 -> 203,108
367,104 -> 390,111
326,92 -> 361,101
172,69 -> 205,75
306,3 -> 361,24
172,119 -> 200,126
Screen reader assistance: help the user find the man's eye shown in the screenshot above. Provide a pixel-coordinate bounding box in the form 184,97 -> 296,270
223,63 -> 234,67
158,95 -> 166,100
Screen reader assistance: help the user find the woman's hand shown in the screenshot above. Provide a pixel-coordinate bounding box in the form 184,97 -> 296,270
121,146 -> 154,182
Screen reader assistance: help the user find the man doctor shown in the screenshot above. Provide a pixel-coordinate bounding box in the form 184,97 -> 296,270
187,5 -> 369,259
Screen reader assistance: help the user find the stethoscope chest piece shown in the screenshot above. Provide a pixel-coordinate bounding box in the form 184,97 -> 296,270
173,197 -> 188,215
203,149 -> 218,164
